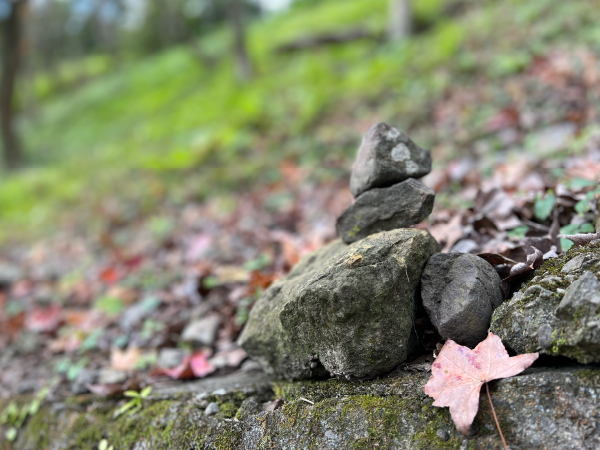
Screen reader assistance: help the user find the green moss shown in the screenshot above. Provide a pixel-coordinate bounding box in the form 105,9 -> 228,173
218,402 -> 239,419
272,374 -> 467,449
213,427 -> 243,450
348,224 -> 361,239
574,369 -> 600,383
411,405 -> 460,450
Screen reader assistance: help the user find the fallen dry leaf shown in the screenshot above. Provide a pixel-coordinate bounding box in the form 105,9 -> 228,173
152,351 -> 215,380
424,331 -> 538,435
477,253 -> 518,267
190,351 -> 216,378
558,232 -> 600,247
25,304 -> 63,333
111,347 -> 141,372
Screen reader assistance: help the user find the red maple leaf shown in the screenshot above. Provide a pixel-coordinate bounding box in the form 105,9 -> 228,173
190,351 -> 216,378
424,331 -> 538,437
25,304 -> 63,333
152,351 -> 215,380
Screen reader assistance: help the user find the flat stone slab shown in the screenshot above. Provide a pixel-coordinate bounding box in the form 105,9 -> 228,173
350,122 -> 432,197
337,178 -> 435,244
3,366 -> 600,449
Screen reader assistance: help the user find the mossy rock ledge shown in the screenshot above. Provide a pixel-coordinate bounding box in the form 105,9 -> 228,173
238,228 -> 439,380
491,246 -> 600,363
2,365 -> 600,449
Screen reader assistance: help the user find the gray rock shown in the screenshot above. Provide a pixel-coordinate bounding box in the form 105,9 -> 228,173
561,254 -> 600,274
436,429 -> 450,441
120,298 -> 160,331
555,271 -> 600,320
491,249 -> 600,363
350,122 -> 432,197
421,253 -> 504,347
181,313 -> 221,346
98,368 -> 128,385
537,324 -> 554,349
336,178 -> 434,244
71,369 -> 98,395
0,262 -> 23,286
204,402 -> 219,416
157,348 -> 186,369
238,228 -> 439,380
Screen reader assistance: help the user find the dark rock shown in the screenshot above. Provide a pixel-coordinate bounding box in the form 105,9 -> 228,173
238,229 -> 439,380
336,178 -> 434,244
421,253 -> 504,348
436,429 -> 450,441
492,248 -> 600,363
350,122 -> 432,197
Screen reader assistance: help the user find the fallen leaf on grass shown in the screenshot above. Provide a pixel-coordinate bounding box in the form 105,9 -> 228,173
424,331 -> 538,435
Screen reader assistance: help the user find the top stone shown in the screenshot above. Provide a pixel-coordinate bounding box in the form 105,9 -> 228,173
350,122 -> 432,197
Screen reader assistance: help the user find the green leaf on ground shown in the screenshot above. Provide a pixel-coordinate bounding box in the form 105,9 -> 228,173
94,296 -> 125,316
507,226 -> 529,238
534,192 -> 556,221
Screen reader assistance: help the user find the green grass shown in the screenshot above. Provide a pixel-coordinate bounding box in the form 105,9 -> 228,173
1,0 -> 599,243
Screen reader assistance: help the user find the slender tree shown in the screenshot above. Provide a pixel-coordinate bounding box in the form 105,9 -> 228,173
229,0 -> 252,82
0,0 -> 27,168
388,0 -> 412,42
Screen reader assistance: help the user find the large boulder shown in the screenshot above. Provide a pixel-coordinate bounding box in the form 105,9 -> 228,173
238,228 -> 439,380
491,248 -> 600,363
421,253 -> 504,348
336,178 -> 434,244
350,122 -> 432,197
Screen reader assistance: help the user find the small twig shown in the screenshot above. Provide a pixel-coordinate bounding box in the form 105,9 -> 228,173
486,382 -> 509,450
299,397 -> 314,405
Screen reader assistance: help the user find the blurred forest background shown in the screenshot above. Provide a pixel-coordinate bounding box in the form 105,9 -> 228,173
0,0 -> 598,243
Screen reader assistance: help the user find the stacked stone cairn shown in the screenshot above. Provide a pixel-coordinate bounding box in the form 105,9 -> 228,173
239,121 -> 600,384
239,123 -> 440,380
337,122 -> 435,244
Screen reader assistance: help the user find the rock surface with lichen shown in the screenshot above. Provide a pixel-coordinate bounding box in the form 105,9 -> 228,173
491,247 -> 600,363
238,228 -> 439,380
3,365 -> 600,450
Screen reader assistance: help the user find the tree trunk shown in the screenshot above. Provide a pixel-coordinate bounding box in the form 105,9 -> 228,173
388,0 -> 412,42
0,0 -> 27,169
229,0 -> 252,82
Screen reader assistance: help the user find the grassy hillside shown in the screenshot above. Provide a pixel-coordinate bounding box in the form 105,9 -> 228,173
1,0 -> 598,242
